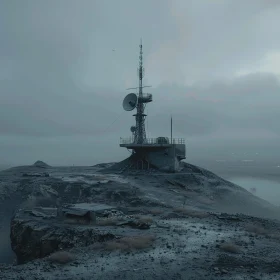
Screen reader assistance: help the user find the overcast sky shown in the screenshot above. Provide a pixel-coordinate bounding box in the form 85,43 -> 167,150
1,0 -> 280,166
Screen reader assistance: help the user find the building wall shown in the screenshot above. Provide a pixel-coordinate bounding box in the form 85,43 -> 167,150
175,144 -> 186,159
135,144 -> 185,172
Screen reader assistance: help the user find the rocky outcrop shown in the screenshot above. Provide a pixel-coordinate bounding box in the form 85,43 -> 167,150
10,209 -> 116,264
0,182 -> 18,201
32,161 -> 50,168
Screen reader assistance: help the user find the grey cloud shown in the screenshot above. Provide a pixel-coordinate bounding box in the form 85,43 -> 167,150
146,0 -> 280,84
0,1 -> 280,165
145,73 -> 280,139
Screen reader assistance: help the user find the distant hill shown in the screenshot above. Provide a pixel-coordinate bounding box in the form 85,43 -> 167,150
32,161 -> 51,168
0,164 -> 11,171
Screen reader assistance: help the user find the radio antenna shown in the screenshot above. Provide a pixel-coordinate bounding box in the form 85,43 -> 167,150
121,39 -> 152,144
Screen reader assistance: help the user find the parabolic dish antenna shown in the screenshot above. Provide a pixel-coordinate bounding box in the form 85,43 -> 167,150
130,126 -> 136,133
123,93 -> 138,111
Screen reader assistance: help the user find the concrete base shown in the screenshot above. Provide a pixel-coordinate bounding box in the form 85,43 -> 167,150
122,144 -> 186,172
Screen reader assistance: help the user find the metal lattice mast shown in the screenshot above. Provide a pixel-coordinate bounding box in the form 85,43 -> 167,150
134,39 -> 147,144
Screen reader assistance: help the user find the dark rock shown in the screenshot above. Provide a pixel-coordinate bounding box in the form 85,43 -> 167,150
116,220 -> 150,229
221,269 -> 228,274
162,212 -> 182,219
10,209 -> 115,264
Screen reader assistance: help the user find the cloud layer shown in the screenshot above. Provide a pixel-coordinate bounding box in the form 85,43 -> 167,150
0,0 -> 280,165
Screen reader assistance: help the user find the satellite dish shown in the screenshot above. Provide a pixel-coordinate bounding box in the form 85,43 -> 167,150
130,126 -> 136,133
123,93 -> 137,111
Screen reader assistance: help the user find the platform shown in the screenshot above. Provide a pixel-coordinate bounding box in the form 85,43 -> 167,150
120,137 -> 186,171
120,137 -> 185,148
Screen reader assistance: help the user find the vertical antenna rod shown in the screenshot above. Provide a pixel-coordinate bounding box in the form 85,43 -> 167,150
133,39 -> 147,144
138,38 -> 143,97
171,115 -> 173,144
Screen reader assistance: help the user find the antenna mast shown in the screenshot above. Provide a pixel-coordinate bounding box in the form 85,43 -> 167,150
133,39 -> 150,144
122,39 -> 152,145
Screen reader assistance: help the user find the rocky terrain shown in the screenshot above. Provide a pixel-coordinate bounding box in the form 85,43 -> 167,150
0,159 -> 280,279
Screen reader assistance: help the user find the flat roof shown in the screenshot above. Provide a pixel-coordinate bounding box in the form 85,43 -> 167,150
120,144 -> 172,149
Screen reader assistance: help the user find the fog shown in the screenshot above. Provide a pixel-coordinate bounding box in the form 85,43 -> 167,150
1,0 -> 280,166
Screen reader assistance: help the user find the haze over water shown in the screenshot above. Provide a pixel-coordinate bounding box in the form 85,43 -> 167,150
196,159 -> 280,207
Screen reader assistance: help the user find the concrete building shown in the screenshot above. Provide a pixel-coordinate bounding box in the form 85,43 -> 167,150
120,137 -> 186,172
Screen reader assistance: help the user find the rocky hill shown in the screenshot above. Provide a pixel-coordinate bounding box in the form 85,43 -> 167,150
0,160 -> 279,279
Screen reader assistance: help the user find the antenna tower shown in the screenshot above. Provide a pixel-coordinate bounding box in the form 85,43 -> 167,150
133,40 -> 151,144
122,40 -> 153,144
120,40 -> 186,172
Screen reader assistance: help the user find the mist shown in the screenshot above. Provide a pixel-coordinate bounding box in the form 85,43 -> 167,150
1,0 -> 280,166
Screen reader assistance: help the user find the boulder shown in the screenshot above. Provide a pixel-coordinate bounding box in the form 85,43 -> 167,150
10,208 -> 116,264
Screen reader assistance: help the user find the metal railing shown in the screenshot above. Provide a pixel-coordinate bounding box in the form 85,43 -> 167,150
120,137 -> 185,145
